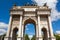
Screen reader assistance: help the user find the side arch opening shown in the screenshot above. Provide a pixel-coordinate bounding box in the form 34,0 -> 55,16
12,27 -> 18,40
41,28 -> 48,40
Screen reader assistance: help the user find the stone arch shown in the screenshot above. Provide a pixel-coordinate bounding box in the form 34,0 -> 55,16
12,27 -> 18,40
23,17 -> 37,25
24,18 -> 36,26
23,18 -> 36,39
41,27 -> 48,40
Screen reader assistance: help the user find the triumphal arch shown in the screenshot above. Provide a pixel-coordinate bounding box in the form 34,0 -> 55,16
4,4 -> 56,40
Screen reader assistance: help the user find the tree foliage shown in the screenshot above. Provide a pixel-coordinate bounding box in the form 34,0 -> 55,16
0,34 -> 6,40
31,35 -> 36,40
24,34 -> 30,40
54,34 -> 60,40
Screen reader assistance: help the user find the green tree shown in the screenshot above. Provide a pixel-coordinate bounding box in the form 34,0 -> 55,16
24,34 -> 30,40
54,34 -> 60,40
31,35 -> 36,40
0,34 -> 6,40
2,34 -> 6,40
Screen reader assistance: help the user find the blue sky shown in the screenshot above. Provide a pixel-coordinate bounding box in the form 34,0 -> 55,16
0,0 -> 60,36
25,23 -> 35,35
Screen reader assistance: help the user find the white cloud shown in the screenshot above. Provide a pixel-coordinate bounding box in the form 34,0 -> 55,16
32,0 -> 60,22
33,0 -> 57,6
28,35 -> 33,39
56,31 -> 60,34
25,24 -> 31,31
27,24 -> 31,25
0,22 -> 8,29
25,26 -> 29,31
26,27 -> 29,31
51,9 -> 60,21
0,29 -> 6,35
0,22 -> 8,35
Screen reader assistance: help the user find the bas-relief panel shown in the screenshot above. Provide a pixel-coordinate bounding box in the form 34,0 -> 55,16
11,17 -> 20,30
24,8 -> 37,11
24,12 -> 36,16
40,17 -> 48,28
37,11 -> 50,15
11,11 -> 23,15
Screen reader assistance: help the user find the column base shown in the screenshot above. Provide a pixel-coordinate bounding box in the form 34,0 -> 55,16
4,37 -> 12,40
49,37 -> 56,40
17,37 -> 23,40
36,37 -> 43,40
4,37 -> 24,40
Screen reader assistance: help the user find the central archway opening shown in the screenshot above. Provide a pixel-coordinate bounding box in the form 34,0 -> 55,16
24,19 -> 36,40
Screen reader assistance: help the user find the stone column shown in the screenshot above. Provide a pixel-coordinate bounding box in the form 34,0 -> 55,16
17,15 -> 22,40
38,15 -> 42,40
48,16 -> 56,40
36,24 -> 39,38
21,24 -> 24,40
10,30 -> 13,40
4,15 -> 12,40
47,30 -> 49,40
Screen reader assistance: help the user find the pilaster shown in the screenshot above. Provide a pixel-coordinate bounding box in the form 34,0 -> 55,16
17,15 -> 23,40
38,15 -> 42,40
48,16 -> 56,40
36,24 -> 38,37
4,15 -> 12,40
47,30 -> 50,40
